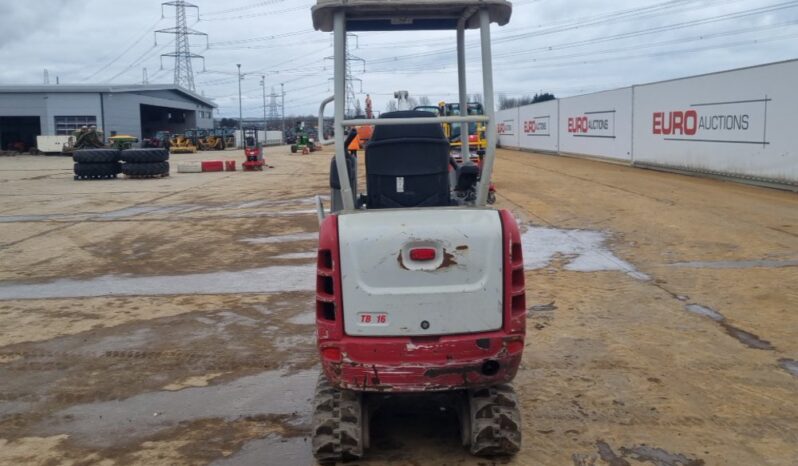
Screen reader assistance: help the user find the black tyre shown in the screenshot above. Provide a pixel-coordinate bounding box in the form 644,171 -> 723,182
73,162 -> 121,180
120,148 -> 169,163
290,145 -> 298,153
73,149 -> 120,164
122,162 -> 170,178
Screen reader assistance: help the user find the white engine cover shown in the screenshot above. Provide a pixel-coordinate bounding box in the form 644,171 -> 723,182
338,208 -> 503,337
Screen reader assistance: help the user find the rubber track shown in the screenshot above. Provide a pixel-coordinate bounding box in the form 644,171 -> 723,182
469,384 -> 522,456
312,374 -> 364,463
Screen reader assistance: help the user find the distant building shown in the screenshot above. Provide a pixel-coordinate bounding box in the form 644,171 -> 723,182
0,84 -> 216,150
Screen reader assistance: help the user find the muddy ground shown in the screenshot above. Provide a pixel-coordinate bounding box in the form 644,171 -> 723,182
0,147 -> 796,465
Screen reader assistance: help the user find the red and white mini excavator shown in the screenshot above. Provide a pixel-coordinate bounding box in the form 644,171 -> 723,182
311,1 -> 525,461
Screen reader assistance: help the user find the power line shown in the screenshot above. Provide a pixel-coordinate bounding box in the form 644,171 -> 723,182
202,4 -> 311,21
105,39 -> 174,83
364,0 -> 762,65
83,18 -> 164,81
204,0 -> 288,16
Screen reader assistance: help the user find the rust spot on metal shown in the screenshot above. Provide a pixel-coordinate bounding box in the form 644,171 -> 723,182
438,250 -> 458,269
397,251 -> 408,270
371,365 -> 381,386
456,244 -> 469,251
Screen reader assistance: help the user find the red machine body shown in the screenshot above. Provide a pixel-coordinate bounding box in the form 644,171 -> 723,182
315,209 -> 526,392
242,128 -> 266,171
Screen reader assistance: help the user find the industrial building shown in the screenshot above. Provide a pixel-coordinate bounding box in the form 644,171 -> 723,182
0,84 -> 216,151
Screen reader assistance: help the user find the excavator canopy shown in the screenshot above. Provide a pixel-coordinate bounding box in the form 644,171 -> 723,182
312,0 -> 512,31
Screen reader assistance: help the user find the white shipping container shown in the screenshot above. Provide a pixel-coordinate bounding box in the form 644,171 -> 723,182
36,135 -> 72,154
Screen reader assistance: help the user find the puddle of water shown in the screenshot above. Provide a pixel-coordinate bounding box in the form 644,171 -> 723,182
669,259 -> 798,269
211,434 -> 314,466
683,303 -> 774,350
595,440 -> 628,466
721,324 -> 774,350
619,445 -> 704,466
273,334 -> 315,352
288,311 -> 315,326
96,205 -> 186,220
778,359 -> 798,377
528,302 -> 558,313
0,214 -> 54,223
0,400 -> 34,418
76,327 -> 155,354
685,304 -> 724,322
521,227 -> 649,280
0,196 -> 323,223
0,265 -> 315,300
274,252 -> 316,260
241,233 -> 317,245
41,369 -> 317,448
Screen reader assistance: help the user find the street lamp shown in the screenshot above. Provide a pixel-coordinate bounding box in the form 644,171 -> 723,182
237,64 -> 243,148
281,83 -> 285,143
261,76 -> 267,133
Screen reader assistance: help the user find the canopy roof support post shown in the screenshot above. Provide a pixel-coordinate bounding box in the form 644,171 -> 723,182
476,8 -> 496,206
334,10 -> 355,211
457,18 -> 470,164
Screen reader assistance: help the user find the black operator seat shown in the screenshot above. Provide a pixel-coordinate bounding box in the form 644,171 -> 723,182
365,110 -> 451,209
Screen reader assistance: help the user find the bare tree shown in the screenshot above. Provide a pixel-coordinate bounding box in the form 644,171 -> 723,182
418,96 -> 432,107
386,100 -> 398,112
469,93 -> 483,104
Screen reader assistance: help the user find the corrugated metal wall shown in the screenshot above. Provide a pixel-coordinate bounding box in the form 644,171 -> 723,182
0,89 -> 214,141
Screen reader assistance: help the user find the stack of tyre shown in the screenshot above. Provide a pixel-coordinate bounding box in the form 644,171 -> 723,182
73,149 -> 121,180
120,148 -> 170,178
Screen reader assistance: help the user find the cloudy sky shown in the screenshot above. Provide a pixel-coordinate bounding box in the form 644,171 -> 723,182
1,0 -> 796,117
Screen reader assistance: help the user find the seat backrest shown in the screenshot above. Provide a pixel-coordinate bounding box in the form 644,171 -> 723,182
365,110 -> 451,209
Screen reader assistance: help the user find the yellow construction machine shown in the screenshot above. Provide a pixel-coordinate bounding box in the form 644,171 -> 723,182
169,134 -> 198,154
438,101 -> 488,157
199,129 -> 227,151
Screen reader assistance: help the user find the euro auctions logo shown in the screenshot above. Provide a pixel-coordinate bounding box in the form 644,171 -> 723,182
652,97 -> 770,146
523,115 -> 550,136
497,120 -> 515,136
567,110 -> 615,139
652,110 -> 749,136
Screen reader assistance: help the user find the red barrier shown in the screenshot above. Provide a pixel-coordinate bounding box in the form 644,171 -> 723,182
202,161 -> 224,172
225,160 -> 236,172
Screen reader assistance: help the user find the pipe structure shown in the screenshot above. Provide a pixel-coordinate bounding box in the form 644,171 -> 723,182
457,18 -> 470,164
476,9 -> 497,206
318,95 -> 335,145
333,11 -> 355,211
